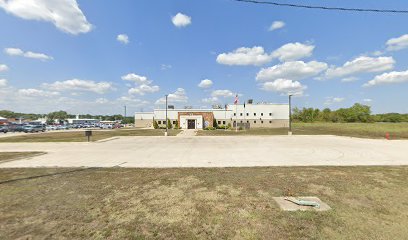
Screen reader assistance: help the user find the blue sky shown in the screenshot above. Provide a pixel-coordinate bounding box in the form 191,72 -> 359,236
0,0 -> 408,115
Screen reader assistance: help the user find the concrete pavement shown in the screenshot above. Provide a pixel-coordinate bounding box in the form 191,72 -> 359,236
0,135 -> 407,168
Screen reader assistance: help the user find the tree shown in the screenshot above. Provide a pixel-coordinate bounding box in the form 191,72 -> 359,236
213,119 -> 218,128
153,120 -> 159,129
47,111 -> 68,124
167,119 -> 173,129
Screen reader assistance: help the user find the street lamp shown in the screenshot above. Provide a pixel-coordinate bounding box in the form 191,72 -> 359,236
288,94 -> 293,135
165,94 -> 168,136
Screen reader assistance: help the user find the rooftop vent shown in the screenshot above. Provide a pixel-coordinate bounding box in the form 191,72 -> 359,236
247,99 -> 253,104
168,105 -> 175,109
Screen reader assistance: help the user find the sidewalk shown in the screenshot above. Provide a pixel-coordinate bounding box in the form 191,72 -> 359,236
176,129 -> 197,137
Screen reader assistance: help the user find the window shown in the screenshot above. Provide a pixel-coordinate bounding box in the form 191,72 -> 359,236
223,121 -> 226,124
254,113 -> 256,116
240,120 -> 243,123
246,113 -> 249,116
269,113 -> 272,116
269,120 -> 272,123
173,121 -> 176,124
240,113 -> 243,116
261,113 -> 264,116
247,120 -> 249,123
254,120 -> 257,124
261,121 -> 264,124
233,121 -> 236,124
234,113 -> 236,116
218,121 -> 221,124
158,121 -> 161,124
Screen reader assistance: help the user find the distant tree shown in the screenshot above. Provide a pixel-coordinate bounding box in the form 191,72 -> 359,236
213,119 -> 218,128
153,120 -> 159,129
167,119 -> 173,129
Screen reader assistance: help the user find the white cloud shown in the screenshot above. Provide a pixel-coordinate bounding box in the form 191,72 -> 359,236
363,70 -> 408,87
121,73 -> 151,85
0,0 -> 92,34
172,13 -> 191,28
324,96 -> 345,105
18,88 -> 60,97
0,64 -> 9,72
128,84 -> 160,96
363,98 -> 372,103
216,46 -> 273,66
161,64 -> 172,70
261,79 -> 306,96
268,21 -> 285,31
386,34 -> 408,51
325,56 -> 395,79
202,97 -> 219,104
43,79 -> 114,94
341,77 -> 359,82
95,98 -> 108,104
272,42 -> 314,62
198,79 -> 213,89
0,79 -> 7,87
211,89 -> 234,98
256,61 -> 328,82
4,47 -> 53,61
155,88 -> 188,104
117,34 -> 129,44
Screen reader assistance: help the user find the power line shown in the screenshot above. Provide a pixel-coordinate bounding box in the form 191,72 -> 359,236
232,0 -> 408,14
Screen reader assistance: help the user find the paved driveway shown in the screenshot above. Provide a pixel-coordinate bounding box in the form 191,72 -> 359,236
0,135 -> 407,168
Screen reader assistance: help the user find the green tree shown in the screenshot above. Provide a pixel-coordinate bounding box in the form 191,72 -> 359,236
153,120 -> 159,129
167,119 -> 173,129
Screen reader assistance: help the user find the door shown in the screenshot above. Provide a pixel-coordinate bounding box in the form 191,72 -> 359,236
187,119 -> 196,129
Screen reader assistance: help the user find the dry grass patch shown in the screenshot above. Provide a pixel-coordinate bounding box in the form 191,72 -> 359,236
0,167 -> 408,239
0,152 -> 45,163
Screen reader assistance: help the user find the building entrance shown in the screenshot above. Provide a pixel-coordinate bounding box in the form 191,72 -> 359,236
187,119 -> 196,129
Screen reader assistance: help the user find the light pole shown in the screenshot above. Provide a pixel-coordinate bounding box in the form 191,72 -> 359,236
288,94 -> 293,135
165,94 -> 168,136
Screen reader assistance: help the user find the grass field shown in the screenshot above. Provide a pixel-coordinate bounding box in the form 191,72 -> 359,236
0,129 -> 181,142
198,122 -> 408,139
1,166 -> 407,239
0,152 -> 45,163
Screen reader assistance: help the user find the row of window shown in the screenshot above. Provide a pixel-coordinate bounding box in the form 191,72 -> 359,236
157,121 -> 177,125
233,112 -> 272,117
230,120 -> 273,124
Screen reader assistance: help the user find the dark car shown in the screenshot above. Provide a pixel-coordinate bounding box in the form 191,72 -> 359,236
9,123 -> 25,132
22,125 -> 44,133
0,125 -> 8,133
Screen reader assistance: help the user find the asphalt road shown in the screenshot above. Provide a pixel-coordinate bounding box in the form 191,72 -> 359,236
0,135 -> 407,168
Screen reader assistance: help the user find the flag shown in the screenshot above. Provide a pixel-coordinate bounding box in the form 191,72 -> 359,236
234,94 -> 239,104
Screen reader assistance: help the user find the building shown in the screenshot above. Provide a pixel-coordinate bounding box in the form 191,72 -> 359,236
66,115 -> 100,125
0,116 -> 8,125
135,102 -> 289,129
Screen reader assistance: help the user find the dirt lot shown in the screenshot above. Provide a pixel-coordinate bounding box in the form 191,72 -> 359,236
1,166 -> 407,239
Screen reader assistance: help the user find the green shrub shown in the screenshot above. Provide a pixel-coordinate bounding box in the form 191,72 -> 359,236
204,127 -> 216,130
167,119 -> 173,129
153,120 -> 159,129
227,123 -> 232,129
174,120 -> 179,129
213,119 -> 218,128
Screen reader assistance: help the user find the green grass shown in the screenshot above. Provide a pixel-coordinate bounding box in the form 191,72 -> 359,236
0,152 -> 45,163
0,129 -> 181,142
1,166 -> 407,239
197,122 -> 408,139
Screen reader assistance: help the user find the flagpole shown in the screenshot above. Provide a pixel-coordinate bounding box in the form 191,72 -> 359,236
235,95 -> 238,132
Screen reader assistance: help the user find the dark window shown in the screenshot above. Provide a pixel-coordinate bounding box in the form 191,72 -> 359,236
218,121 -> 221,124
247,120 -> 249,123
158,121 -> 161,124
254,113 -> 256,116
223,121 -> 226,124
240,120 -> 243,123
234,113 -> 236,116
269,113 -> 272,116
240,113 -> 243,116
261,121 -> 264,124
173,121 -> 176,124
254,121 -> 257,124
261,113 -> 264,116
269,120 -> 272,123
233,121 -> 236,124
246,113 -> 249,116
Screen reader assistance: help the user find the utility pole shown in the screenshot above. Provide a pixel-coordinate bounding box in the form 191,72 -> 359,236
124,105 -> 127,118
165,94 -> 168,136
288,94 -> 293,135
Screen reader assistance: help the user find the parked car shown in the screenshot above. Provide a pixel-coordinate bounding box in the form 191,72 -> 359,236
23,125 -> 44,133
0,125 -> 8,133
46,125 -> 57,131
8,123 -> 24,132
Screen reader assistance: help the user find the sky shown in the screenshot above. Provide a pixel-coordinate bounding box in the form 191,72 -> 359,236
0,0 -> 408,115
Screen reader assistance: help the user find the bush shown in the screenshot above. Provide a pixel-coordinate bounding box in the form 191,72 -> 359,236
174,120 -> 179,129
217,125 -> 226,129
227,123 -> 232,129
213,119 -> 218,128
167,119 -> 173,129
204,127 -> 216,130
153,120 -> 159,129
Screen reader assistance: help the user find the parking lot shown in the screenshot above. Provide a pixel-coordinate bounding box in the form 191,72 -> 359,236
1,135 -> 407,168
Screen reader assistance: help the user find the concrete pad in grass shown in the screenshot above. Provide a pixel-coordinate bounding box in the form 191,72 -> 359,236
273,197 -> 331,211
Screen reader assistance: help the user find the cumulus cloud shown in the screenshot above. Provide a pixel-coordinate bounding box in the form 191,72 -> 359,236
202,97 -> 219,104
341,77 -> 359,83
0,64 -> 9,72
256,61 -> 328,82
161,64 -> 172,70
4,47 -> 53,61
117,34 -> 129,44
261,79 -> 306,96
272,42 -> 315,62
198,79 -> 213,89
211,89 -> 234,98
325,56 -> 395,79
386,34 -> 408,51
216,46 -> 273,66
18,88 -> 60,97
95,98 -> 108,104
0,0 -> 92,34
363,70 -> 408,87
324,96 -> 345,105
155,88 -> 188,104
172,13 -> 191,27
268,21 -> 285,31
43,79 -> 114,94
121,73 -> 151,84
363,98 -> 373,103
0,79 -> 7,87
128,84 -> 160,95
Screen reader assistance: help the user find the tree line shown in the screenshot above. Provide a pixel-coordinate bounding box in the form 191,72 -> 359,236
292,103 -> 408,123
0,110 -> 135,124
